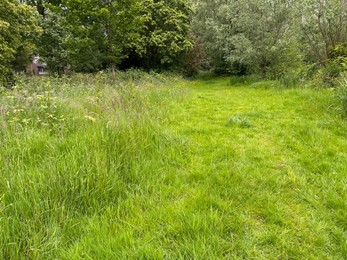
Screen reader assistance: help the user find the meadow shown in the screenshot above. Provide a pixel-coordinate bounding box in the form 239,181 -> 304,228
0,72 -> 346,259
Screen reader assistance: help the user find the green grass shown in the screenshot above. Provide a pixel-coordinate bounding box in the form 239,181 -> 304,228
1,74 -> 346,259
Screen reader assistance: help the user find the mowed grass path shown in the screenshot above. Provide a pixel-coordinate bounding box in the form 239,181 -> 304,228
1,76 -> 347,258
162,78 -> 347,258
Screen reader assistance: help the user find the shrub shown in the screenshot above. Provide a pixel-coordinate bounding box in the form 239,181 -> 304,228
279,65 -> 310,88
314,44 -> 347,87
314,62 -> 342,87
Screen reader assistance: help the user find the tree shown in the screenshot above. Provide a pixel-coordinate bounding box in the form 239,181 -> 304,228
60,0 -> 145,73
0,0 -> 40,87
37,10 -> 68,74
193,0 -> 301,77
59,0 -> 192,72
19,0 -> 62,16
298,0 -> 347,64
133,0 -> 193,70
20,0 -> 67,74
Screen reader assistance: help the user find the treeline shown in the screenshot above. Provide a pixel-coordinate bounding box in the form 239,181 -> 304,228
192,0 -> 347,86
1,0 -> 193,86
2,0 -> 347,87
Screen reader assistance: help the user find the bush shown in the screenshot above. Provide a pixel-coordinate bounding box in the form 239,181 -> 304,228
314,62 -> 342,87
279,65 -> 310,88
314,44 -> 347,87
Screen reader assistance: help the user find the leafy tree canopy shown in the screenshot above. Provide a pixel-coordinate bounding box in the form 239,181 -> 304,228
193,0 -> 300,77
0,0 -> 41,87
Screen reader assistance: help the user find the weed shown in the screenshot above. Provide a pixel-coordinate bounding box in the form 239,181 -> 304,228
226,114 -> 252,128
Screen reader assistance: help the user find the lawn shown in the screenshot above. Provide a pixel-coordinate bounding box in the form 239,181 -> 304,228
0,74 -> 346,259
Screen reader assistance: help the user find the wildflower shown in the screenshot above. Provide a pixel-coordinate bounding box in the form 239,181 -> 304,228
84,115 -> 96,122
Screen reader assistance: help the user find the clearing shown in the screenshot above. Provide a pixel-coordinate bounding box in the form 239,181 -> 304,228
1,76 -> 346,259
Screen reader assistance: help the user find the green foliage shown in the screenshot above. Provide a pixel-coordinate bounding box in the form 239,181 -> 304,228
299,0 -> 347,64
135,0 -> 193,69
21,0 -> 193,72
312,44 -> 347,86
56,0 -> 193,72
193,0 -> 301,77
314,63 -> 342,86
180,35 -> 208,76
0,0 -> 40,87
12,0 -> 347,80
59,0 -> 145,72
337,74 -> 347,115
37,11 -> 68,74
278,64 -> 313,88
20,0 -> 62,16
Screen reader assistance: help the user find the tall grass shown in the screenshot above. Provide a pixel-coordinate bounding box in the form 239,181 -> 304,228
337,76 -> 347,116
0,71 -> 185,258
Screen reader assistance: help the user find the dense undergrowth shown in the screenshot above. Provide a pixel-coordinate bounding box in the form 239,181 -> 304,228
0,72 -> 346,258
